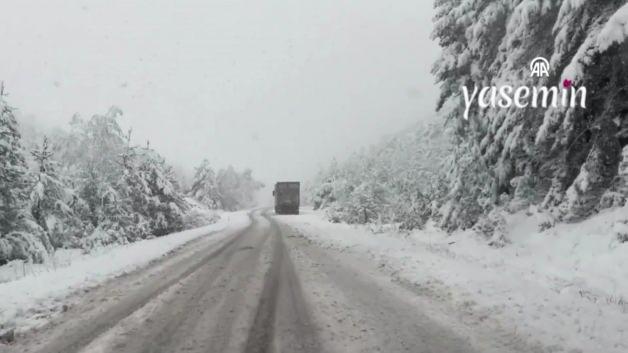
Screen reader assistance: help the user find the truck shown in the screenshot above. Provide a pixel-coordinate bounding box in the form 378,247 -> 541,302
273,181 -> 300,215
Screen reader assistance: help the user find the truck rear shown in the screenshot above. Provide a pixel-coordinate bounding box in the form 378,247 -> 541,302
273,182 -> 300,215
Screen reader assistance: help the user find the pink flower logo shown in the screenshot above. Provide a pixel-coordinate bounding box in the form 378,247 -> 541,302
563,79 -> 573,89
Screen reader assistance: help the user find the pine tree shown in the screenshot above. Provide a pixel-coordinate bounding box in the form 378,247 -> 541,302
0,85 -> 48,264
29,137 -> 84,249
133,147 -> 186,236
431,0 -> 628,230
0,84 -> 28,234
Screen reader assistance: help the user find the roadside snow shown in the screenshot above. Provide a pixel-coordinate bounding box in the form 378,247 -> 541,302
278,207 -> 628,353
0,211 -> 251,334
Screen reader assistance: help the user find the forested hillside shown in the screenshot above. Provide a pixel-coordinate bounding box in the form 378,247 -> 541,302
0,87 -> 262,264
310,122 -> 450,230
311,1 -> 628,243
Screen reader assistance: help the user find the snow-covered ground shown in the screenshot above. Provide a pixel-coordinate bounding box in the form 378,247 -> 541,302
278,207 -> 628,353
0,211 -> 251,334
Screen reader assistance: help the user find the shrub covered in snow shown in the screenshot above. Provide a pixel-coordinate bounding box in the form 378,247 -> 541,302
182,198 -> 221,228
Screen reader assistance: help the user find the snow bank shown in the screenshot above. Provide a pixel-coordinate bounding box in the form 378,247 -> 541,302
278,208 -> 628,353
0,211 -> 250,333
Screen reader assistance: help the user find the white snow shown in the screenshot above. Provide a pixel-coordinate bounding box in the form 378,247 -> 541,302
561,3 -> 628,83
278,207 -> 628,353
596,4 -> 628,52
0,211 -> 251,333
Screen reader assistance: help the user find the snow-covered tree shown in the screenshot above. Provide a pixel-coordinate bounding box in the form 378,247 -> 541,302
214,165 -> 263,211
189,159 -> 222,209
216,166 -> 241,211
0,87 -> 264,261
57,108 -> 187,245
125,146 -> 186,236
432,0 -> 628,232
310,122 -> 449,228
0,85 -> 28,234
0,85 -> 48,264
57,107 -> 128,229
234,168 -> 264,209
29,137 -> 86,249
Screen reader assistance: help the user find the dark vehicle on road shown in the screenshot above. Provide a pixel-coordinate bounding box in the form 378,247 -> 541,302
273,181 -> 300,214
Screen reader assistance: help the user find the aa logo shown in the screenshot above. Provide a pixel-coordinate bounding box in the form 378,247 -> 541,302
530,57 -> 550,78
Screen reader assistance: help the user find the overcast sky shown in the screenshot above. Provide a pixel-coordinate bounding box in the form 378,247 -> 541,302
0,0 -> 439,191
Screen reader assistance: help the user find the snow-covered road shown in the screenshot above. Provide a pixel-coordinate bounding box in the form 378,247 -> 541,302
0,209 -> 502,353
4,207 -> 624,353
